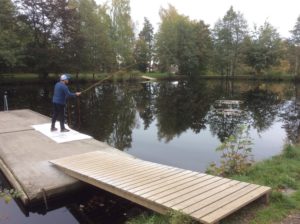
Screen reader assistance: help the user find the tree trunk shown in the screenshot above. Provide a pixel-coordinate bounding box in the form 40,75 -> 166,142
295,55 -> 299,76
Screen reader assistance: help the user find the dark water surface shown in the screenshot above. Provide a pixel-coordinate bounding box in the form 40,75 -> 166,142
0,79 -> 299,223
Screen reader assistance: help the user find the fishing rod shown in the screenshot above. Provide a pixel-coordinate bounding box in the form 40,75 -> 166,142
80,62 -> 138,94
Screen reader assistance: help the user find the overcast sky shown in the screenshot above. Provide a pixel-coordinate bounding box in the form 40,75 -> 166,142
96,0 -> 300,38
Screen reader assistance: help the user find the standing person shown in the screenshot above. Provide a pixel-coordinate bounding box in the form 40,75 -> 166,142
51,74 -> 81,132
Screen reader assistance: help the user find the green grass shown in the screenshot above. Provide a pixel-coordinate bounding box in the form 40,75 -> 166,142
127,145 -> 300,224
126,211 -> 197,224
224,144 -> 300,223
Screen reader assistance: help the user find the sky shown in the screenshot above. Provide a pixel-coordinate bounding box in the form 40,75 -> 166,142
96,0 -> 300,38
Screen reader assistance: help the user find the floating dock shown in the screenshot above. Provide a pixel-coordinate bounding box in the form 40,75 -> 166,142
0,109 -> 271,223
0,109 -> 130,205
141,75 -> 157,81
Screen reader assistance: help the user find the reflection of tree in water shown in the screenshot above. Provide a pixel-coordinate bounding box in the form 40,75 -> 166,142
280,84 -> 300,144
133,82 -> 157,129
75,80 -> 285,149
242,87 -> 282,132
155,80 -> 218,142
207,102 -> 249,142
207,86 -> 283,142
79,83 -> 136,150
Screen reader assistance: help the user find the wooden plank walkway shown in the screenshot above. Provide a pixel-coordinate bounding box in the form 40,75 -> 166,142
51,151 -> 271,224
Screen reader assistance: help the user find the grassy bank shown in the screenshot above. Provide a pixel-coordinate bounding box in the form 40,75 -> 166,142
0,72 -> 297,84
126,144 -> 300,224
0,72 -> 180,84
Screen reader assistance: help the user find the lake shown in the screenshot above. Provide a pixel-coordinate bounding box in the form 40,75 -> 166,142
0,79 -> 298,223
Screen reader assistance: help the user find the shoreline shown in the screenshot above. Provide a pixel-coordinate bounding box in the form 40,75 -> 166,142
0,72 -> 298,85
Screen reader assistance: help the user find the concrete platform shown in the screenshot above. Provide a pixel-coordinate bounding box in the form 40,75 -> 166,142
0,109 -> 130,206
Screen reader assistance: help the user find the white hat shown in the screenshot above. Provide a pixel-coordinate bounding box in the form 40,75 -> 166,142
60,74 -> 70,81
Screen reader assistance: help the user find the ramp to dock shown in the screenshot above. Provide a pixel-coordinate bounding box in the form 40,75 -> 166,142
51,151 -> 271,224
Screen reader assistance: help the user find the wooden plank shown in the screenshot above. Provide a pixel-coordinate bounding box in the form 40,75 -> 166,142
53,164 -> 170,215
62,154 -> 144,172
83,159 -> 167,180
200,186 -> 271,224
125,170 -> 197,193
64,156 -> 167,180
190,184 -> 261,219
161,178 -> 230,207
134,173 -> 203,197
96,164 -> 178,183
120,170 -> 193,191
91,165 -> 181,187
147,175 -> 214,201
177,181 -> 246,213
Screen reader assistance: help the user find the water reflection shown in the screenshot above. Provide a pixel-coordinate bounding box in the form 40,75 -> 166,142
280,83 -> 300,144
1,79 -> 299,223
2,80 -> 297,150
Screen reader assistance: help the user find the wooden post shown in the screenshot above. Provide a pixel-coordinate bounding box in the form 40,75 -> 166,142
263,192 -> 270,205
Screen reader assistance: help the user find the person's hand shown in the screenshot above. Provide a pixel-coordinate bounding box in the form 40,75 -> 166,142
76,92 -> 81,96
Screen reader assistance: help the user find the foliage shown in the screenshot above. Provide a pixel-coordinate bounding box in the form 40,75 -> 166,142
207,125 -> 253,176
212,6 -> 248,77
0,188 -> 22,203
134,18 -> 154,72
76,0 -> 116,72
289,15 -> 300,76
244,22 -> 283,74
1,1 -> 300,77
155,5 -> 212,76
0,0 -> 28,73
126,210 -> 197,224
111,0 -> 134,67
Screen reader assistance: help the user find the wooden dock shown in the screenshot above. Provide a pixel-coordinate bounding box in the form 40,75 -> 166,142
51,151 -> 271,224
0,109 -> 271,223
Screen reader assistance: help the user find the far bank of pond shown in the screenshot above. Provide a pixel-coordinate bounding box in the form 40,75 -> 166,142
1,78 -> 300,223
0,72 -> 298,85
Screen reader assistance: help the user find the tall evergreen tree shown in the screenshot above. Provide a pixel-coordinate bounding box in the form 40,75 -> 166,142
134,17 -> 154,72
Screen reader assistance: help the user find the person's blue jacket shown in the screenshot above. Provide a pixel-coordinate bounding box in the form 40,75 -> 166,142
52,82 -> 76,105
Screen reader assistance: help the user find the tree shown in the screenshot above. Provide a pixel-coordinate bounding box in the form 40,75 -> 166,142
244,22 -> 283,74
111,0 -> 134,67
134,17 -> 154,72
212,6 -> 248,77
0,0 -> 25,73
156,5 -> 211,76
290,15 -> 300,76
17,0 -> 81,77
74,0 -> 116,73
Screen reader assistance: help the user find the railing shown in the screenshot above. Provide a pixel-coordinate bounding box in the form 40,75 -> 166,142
4,91 -> 8,111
